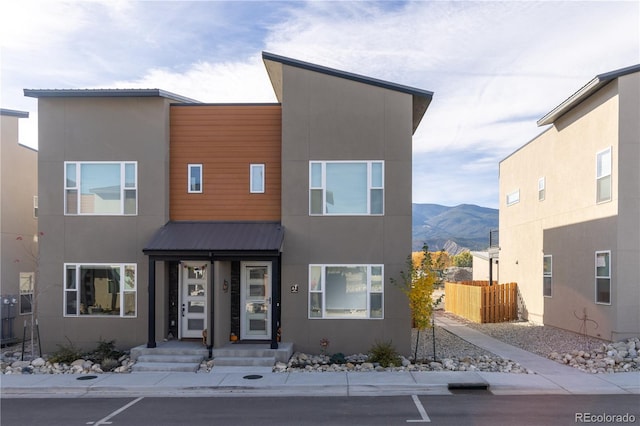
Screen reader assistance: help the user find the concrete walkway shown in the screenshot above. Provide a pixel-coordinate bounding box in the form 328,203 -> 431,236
1,315 -> 638,398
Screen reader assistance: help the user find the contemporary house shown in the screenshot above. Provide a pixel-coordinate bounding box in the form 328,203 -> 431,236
499,64 -> 640,341
26,52 -> 433,356
0,108 -> 37,345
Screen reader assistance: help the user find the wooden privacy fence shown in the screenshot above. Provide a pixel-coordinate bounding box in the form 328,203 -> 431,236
444,281 -> 518,323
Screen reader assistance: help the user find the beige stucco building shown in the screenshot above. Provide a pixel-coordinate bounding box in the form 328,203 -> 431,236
499,64 -> 640,341
1,109 -> 38,344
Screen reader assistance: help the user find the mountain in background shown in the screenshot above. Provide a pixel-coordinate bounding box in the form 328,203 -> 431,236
412,203 -> 498,254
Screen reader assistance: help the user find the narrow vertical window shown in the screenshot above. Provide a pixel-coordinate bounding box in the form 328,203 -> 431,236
188,164 -> 202,193
65,163 -> 78,214
595,251 -> 611,304
596,147 -> 611,203
33,196 -> 38,218
250,164 -> 265,193
543,255 -> 552,297
538,177 -> 545,201
19,272 -> 34,314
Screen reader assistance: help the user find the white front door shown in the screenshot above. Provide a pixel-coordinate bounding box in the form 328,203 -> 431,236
180,262 -> 208,339
240,262 -> 271,340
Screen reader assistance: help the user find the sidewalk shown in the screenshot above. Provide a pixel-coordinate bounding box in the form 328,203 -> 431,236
1,315 -> 638,398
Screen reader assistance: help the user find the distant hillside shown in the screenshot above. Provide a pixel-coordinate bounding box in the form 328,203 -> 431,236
412,203 -> 498,253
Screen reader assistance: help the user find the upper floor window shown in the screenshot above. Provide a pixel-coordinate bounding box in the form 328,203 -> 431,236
506,189 -> 520,206
250,164 -> 265,193
596,147 -> 611,203
538,177 -> 545,201
543,255 -> 552,297
309,264 -> 383,319
595,251 -> 611,305
64,263 -> 137,317
188,164 -> 203,193
65,162 -> 137,215
309,161 -> 384,215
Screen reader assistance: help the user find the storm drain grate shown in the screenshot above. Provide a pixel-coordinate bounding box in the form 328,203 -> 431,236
447,382 -> 490,394
243,374 -> 263,380
76,375 -> 98,381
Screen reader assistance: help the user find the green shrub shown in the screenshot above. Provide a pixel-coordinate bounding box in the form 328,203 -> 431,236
329,352 -> 346,365
100,357 -> 119,372
368,340 -> 402,368
89,339 -> 124,363
49,339 -> 84,364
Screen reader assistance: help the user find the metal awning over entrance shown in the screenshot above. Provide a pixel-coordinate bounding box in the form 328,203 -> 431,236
142,221 -> 284,350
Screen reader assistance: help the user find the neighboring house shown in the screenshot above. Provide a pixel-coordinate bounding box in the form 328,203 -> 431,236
499,64 -> 640,341
470,251 -> 498,282
26,52 -> 433,355
0,108 -> 37,345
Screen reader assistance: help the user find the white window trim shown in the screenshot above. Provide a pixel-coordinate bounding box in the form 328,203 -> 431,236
250,164 -> 265,193
19,272 -> 34,315
188,164 -> 203,193
543,255 -> 552,298
64,161 -> 138,215
33,196 -> 38,218
595,251 -> 611,305
506,189 -> 520,206
596,147 -> 612,204
63,263 -> 137,317
538,177 -> 545,201
308,264 -> 384,319
309,160 -> 384,216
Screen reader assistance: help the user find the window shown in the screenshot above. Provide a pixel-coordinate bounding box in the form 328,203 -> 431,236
596,147 -> 611,203
250,164 -> 265,193
309,265 -> 383,319
33,196 -> 38,218
309,161 -> 384,215
595,251 -> 611,304
543,255 -> 552,297
538,177 -> 545,201
64,264 -> 137,317
506,189 -> 520,206
19,272 -> 34,315
188,164 -> 202,193
65,162 -> 137,215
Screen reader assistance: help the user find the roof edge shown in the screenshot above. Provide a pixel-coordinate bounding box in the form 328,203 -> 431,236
23,88 -> 200,104
537,64 -> 640,126
0,108 -> 29,118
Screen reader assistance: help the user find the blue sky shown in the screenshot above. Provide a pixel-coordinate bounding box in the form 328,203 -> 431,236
1,1 -> 638,208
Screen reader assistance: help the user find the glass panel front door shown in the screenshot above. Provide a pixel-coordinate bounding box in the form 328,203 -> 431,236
241,262 -> 271,340
180,262 -> 207,339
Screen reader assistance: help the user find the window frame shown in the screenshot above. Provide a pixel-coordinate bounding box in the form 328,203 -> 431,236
64,161 -> 138,215
33,196 -> 38,218
596,147 -> 612,203
543,255 -> 552,298
309,161 -> 384,216
506,189 -> 520,206
63,263 -> 137,317
308,264 -> 384,319
538,177 -> 545,201
188,164 -> 203,193
595,251 -> 611,305
19,272 -> 34,315
250,164 -> 265,194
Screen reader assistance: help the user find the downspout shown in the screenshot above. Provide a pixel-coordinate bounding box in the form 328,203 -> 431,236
208,257 -> 214,359
147,258 -> 157,348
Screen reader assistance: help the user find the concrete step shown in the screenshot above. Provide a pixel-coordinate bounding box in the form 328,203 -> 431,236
213,356 -> 276,367
137,354 -> 204,364
131,362 -> 201,373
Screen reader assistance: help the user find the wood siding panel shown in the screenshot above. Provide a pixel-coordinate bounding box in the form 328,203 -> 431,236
170,105 -> 282,221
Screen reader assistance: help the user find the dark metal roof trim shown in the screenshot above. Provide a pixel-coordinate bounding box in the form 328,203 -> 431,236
537,64 -> 640,126
143,221 -> 284,254
23,88 -> 200,104
0,108 -> 29,118
171,102 -> 282,107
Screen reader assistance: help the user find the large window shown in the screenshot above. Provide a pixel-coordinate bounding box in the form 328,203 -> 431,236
543,255 -> 552,297
310,161 -> 384,215
188,164 -> 203,193
250,164 -> 265,193
596,147 -> 611,203
595,251 -> 611,305
19,272 -> 34,315
309,265 -> 383,319
64,264 -> 137,317
65,162 -> 137,215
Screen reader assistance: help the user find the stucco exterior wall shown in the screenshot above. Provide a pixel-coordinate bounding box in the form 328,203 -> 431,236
279,65 -> 414,355
36,96 -> 172,351
499,77 -> 639,340
0,113 -> 37,340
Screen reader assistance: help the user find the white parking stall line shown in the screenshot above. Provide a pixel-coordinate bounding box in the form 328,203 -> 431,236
86,397 -> 144,425
407,394 -> 431,423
